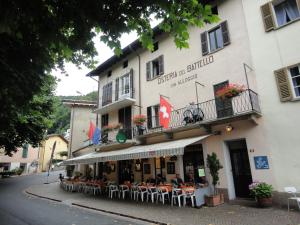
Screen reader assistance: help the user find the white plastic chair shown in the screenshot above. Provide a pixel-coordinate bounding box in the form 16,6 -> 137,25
147,187 -> 158,203
157,187 -> 170,204
171,188 -> 184,207
119,185 -> 129,199
183,190 -> 196,207
136,186 -> 148,202
109,185 -> 119,199
284,187 -> 300,212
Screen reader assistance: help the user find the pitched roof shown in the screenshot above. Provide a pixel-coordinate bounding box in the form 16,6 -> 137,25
46,134 -> 69,144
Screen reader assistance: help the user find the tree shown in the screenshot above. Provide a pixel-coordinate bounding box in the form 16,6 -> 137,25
0,1 -> 218,155
0,75 -> 56,156
206,152 -> 223,195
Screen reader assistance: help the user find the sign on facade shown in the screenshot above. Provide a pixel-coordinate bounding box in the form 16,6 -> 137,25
254,156 -> 269,169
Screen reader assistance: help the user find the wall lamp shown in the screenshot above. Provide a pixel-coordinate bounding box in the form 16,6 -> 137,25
226,124 -> 234,132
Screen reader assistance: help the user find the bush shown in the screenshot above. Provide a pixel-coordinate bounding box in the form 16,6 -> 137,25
249,181 -> 273,198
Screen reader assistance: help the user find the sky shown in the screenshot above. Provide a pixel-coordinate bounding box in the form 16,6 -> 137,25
52,32 -> 138,96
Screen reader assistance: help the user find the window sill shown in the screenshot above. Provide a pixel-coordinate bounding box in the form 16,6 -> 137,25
291,97 -> 300,102
147,74 -> 164,82
207,46 -> 225,56
274,17 -> 300,30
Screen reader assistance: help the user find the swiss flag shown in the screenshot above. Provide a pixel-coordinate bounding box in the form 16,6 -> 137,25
88,122 -> 96,140
159,96 -> 172,129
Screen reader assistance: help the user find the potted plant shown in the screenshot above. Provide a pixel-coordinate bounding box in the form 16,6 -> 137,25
216,83 -> 245,99
249,181 -> 273,207
133,114 -> 147,135
205,152 -> 224,207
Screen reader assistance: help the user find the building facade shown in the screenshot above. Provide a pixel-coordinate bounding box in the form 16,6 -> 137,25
38,134 -> 68,172
66,0 -> 300,204
0,144 -> 39,174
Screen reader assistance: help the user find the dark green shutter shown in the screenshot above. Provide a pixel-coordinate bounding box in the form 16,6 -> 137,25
220,21 -> 230,46
22,144 -> 28,158
115,78 -> 119,101
146,61 -> 151,81
158,55 -> 164,75
147,106 -> 152,128
130,69 -> 134,98
201,32 -> 208,56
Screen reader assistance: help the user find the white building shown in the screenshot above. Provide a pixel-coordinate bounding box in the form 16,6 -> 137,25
65,0 -> 300,205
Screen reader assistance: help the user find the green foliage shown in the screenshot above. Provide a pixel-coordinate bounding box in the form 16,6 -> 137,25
0,1 -> 217,155
0,75 -> 56,156
206,152 -> 223,195
57,151 -> 68,158
11,167 -> 24,176
249,182 -> 273,199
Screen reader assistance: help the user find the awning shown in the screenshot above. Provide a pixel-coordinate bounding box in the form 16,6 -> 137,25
63,135 -> 211,165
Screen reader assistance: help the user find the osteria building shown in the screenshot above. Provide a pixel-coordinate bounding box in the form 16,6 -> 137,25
65,0 -> 300,204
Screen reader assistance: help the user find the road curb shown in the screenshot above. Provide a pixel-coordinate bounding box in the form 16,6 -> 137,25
71,203 -> 169,225
25,190 -> 62,202
24,188 -> 169,225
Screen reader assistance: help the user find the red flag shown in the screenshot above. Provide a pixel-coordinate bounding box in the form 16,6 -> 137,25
159,96 -> 172,128
88,122 -> 96,140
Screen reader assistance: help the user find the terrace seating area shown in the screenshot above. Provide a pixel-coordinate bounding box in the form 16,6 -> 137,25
61,179 -> 200,207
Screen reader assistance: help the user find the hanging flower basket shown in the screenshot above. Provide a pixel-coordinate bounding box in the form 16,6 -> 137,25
102,123 -> 122,132
133,114 -> 147,125
216,84 -> 245,99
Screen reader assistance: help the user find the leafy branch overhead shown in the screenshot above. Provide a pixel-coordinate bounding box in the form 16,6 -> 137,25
0,1 -> 217,155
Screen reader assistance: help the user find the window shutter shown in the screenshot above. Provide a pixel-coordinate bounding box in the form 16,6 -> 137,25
201,32 -> 208,56
146,61 -> 151,81
102,85 -> 106,106
261,3 -> 275,32
220,21 -> 230,46
130,69 -> 134,98
147,106 -> 152,128
274,68 -> 292,102
108,82 -> 112,104
115,78 -> 119,101
158,55 -> 164,75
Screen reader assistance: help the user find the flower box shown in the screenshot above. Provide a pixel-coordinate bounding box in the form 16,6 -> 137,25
216,84 -> 245,99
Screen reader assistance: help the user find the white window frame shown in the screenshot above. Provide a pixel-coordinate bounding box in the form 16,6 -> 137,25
119,73 -> 131,99
207,25 -> 223,53
288,64 -> 300,99
272,0 -> 300,27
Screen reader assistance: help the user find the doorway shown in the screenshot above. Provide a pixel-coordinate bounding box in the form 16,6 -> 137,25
118,106 -> 132,139
214,81 -> 233,118
227,139 -> 252,198
118,160 -> 133,184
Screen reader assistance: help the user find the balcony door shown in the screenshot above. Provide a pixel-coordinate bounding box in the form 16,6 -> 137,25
214,81 -> 233,118
118,106 -> 132,139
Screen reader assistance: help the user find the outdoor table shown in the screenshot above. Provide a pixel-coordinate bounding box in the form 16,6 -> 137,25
158,185 -> 172,192
195,186 -> 211,207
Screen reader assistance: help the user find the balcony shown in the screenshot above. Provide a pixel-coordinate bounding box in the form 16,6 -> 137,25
94,87 -> 135,114
134,89 -> 261,137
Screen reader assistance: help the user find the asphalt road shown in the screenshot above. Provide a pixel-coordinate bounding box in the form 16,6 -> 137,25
0,171 -> 146,225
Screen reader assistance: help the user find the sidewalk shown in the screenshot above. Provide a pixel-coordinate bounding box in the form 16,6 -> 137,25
26,182 -> 300,225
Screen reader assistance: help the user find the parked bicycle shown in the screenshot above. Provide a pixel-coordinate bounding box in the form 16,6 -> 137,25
183,103 -> 204,125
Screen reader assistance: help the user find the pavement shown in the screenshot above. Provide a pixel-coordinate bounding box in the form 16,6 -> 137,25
0,171 -> 146,225
25,181 -> 300,225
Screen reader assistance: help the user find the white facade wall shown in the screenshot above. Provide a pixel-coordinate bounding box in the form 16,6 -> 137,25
241,0 -> 300,191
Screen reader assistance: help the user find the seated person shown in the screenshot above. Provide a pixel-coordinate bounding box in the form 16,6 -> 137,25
155,174 -> 166,185
146,177 -> 155,184
171,174 -> 184,187
186,173 -> 194,183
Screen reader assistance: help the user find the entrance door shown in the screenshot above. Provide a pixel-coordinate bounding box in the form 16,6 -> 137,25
183,144 -> 205,182
118,160 -> 133,184
214,81 -> 233,118
118,106 -> 132,139
227,140 -> 252,198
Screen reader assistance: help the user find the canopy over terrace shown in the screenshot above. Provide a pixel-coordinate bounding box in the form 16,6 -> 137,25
63,135 -> 211,165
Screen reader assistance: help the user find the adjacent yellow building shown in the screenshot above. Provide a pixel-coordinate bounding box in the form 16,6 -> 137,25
38,134 -> 68,172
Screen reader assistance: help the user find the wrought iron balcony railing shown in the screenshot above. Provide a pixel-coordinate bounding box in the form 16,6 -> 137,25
134,89 -> 261,136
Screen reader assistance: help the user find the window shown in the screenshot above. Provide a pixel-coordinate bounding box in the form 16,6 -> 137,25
201,21 -> 230,56
289,65 -> 300,97
101,114 -> 109,127
146,55 -> 164,80
208,27 -> 223,52
274,0 -> 300,26
102,82 -> 112,106
22,144 -> 28,158
123,60 -> 128,68
152,41 -> 159,52
147,105 -> 160,128
261,0 -> 300,31
107,70 -> 112,77
212,6 -> 218,15
115,70 -> 133,101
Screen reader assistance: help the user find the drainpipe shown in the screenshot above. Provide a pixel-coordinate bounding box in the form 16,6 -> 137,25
129,45 -> 142,114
